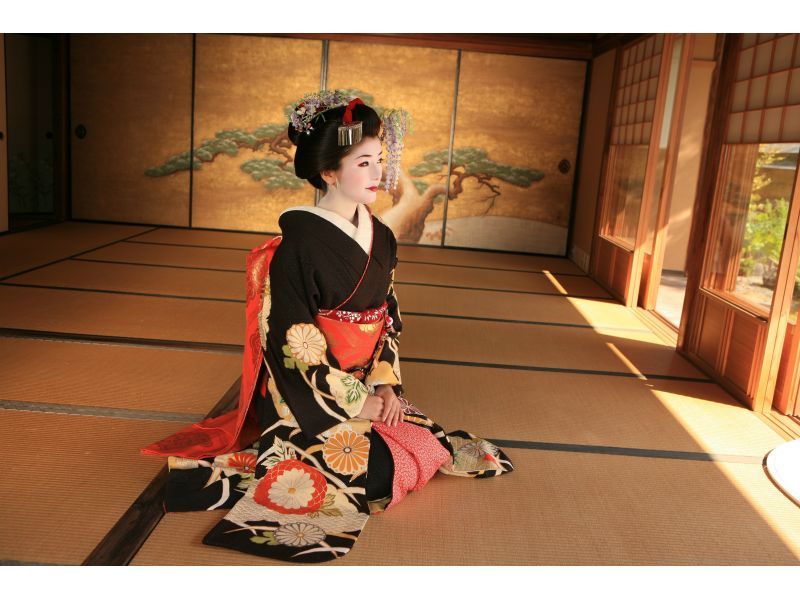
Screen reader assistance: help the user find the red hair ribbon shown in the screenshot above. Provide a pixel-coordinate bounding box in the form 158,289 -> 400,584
343,98 -> 364,123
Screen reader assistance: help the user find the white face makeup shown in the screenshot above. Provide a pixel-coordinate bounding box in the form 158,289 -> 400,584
323,136 -> 383,205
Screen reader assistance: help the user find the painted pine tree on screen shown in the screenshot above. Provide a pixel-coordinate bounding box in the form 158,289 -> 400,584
144,89 -> 544,245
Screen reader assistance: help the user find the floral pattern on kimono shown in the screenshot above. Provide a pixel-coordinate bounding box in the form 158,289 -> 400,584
158,206 -> 514,562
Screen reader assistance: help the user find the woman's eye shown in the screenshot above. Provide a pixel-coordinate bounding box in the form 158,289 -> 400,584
360,159 -> 383,166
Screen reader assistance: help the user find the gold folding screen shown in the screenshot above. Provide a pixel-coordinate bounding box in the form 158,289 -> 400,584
189,35 -> 321,232
70,34 -> 193,226
70,35 -> 588,254
446,52 -> 586,254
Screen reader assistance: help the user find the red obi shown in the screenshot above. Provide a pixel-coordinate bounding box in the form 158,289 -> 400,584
315,302 -> 388,380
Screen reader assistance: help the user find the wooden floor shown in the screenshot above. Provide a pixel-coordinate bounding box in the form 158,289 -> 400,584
1,221 -> 799,565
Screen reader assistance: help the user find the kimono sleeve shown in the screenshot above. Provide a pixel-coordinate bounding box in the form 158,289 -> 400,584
365,241 -> 404,393
264,245 -> 370,440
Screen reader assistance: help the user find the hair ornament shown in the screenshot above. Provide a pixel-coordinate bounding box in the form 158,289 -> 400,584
380,107 -> 413,191
288,89 -> 413,191
289,89 -> 359,143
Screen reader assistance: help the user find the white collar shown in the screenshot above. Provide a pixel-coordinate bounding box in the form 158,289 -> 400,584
280,202 -> 372,255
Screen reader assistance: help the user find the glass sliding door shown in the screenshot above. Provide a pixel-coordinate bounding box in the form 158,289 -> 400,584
686,33 -> 800,413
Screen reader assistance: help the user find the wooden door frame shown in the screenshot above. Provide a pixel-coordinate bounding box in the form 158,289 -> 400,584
640,34 -> 695,312
589,46 -> 622,278
676,33 -> 800,427
754,162 -> 800,413
591,34 -> 680,307
676,33 -> 738,351
624,33 -> 679,308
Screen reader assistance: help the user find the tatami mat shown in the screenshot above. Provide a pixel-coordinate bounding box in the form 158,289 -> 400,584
0,221 -> 153,279
399,244 -> 586,274
128,227 -> 269,250
5,236 -> 640,329
4,252 -> 608,300
0,337 -> 241,416
0,286 -> 243,344
4,259 -> 245,301
83,241 -> 249,271
83,242 -> 594,297
401,315 -> 704,378
130,450 -> 800,565
0,411 -> 183,565
401,285 -> 646,329
5,222 -> 797,567
129,227 -> 585,274
397,362 -> 784,457
0,285 -> 693,378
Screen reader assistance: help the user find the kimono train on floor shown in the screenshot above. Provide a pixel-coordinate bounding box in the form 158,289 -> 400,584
141,202 -> 514,563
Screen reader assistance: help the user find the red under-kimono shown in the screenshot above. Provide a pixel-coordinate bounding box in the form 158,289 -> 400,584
141,202 -> 514,563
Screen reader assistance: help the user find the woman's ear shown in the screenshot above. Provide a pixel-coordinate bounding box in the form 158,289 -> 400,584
320,169 -> 336,186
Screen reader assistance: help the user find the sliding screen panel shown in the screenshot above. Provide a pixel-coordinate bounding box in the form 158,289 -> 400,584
446,51 -> 586,254
687,33 -> 800,409
189,35 -> 322,232
601,34 -> 666,247
327,41 -> 458,245
71,34 -> 193,225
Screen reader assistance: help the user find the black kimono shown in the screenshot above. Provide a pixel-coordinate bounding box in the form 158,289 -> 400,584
162,202 -> 514,563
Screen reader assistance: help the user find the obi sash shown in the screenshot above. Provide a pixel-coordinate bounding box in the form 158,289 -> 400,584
315,302 -> 388,379
141,204 -> 385,459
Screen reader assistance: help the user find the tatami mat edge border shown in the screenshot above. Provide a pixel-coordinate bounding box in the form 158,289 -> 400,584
488,438 -> 763,464
81,376 -> 243,565
0,559 -> 66,566
0,327 -> 242,354
404,356 -> 712,382
0,399 -> 205,423
0,328 -> 244,353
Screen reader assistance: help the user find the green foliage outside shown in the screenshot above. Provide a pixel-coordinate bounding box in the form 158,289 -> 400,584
739,146 -> 799,291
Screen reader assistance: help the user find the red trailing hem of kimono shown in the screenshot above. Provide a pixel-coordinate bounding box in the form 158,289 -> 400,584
141,236 -> 389,459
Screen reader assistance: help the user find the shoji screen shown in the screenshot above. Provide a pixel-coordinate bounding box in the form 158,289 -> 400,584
594,34 -> 668,300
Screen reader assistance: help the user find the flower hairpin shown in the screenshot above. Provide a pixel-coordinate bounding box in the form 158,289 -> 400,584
289,89 -> 353,137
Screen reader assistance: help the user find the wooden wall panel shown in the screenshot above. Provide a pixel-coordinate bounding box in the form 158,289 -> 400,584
571,48 -> 617,270
594,237 -> 634,301
724,312 -> 763,398
696,294 -> 727,369
773,322 -> 799,414
595,237 -> 615,294
612,246 -> 631,297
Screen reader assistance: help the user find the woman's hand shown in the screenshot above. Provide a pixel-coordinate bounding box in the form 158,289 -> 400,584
357,394 -> 384,421
375,384 -> 403,427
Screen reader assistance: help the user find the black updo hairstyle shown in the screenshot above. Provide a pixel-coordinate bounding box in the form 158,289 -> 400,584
288,103 -> 383,194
